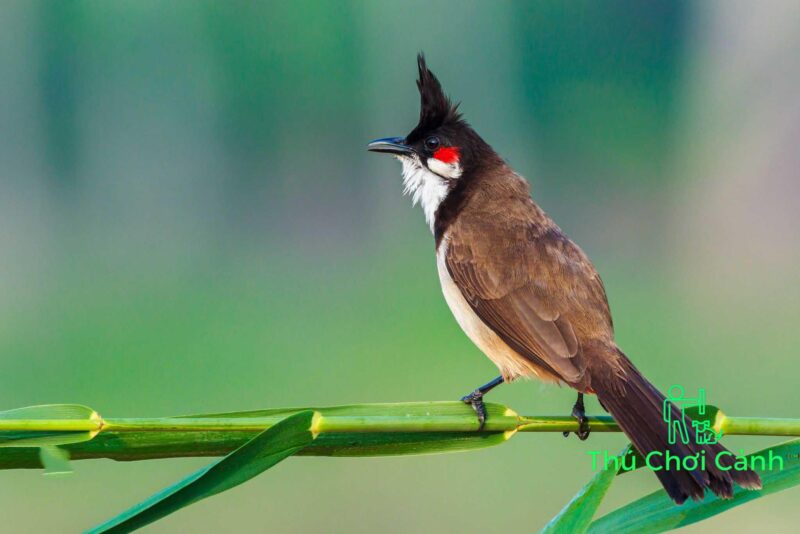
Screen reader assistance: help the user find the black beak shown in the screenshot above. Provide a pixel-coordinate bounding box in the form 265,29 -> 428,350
367,137 -> 413,156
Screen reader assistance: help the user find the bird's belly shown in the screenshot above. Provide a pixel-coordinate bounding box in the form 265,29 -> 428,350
436,244 -> 558,383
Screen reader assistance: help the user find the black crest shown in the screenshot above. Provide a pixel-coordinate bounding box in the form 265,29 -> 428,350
408,54 -> 461,140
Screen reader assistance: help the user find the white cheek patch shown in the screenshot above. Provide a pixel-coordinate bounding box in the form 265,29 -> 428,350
427,157 -> 463,179
398,155 -> 449,232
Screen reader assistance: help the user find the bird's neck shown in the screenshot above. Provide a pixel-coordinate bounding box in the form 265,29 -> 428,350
433,158 -> 511,248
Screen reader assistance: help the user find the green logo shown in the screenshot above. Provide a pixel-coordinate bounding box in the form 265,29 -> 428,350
663,385 -> 722,445
588,384 -> 785,473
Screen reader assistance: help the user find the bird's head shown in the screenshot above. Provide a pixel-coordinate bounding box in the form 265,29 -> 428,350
368,54 -> 493,229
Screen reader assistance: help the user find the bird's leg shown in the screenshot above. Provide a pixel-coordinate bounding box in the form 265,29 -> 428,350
563,392 -> 591,441
460,376 -> 504,431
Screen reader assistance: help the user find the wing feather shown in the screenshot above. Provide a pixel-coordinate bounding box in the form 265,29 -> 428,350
444,206 -> 612,384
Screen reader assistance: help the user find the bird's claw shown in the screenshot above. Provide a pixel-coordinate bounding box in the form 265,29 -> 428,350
572,405 -> 591,441
461,390 -> 487,431
563,395 -> 591,440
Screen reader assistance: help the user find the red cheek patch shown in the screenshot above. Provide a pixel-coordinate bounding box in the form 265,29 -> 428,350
433,146 -> 460,164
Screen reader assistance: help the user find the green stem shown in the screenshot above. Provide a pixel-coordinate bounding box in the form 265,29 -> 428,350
0,420 -> 101,432
103,414 -> 523,433
0,403 -> 796,471
718,416 -> 800,436
6,415 -> 797,436
517,416 -> 619,433
103,415 -> 800,435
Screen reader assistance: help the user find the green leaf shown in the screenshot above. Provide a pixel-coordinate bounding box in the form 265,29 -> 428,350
542,445 -> 631,534
0,404 -> 102,448
0,428 -> 509,471
87,410 -> 318,534
305,430 -> 510,456
588,438 -> 800,533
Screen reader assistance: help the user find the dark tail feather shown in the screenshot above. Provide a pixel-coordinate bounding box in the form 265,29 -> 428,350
593,354 -> 762,504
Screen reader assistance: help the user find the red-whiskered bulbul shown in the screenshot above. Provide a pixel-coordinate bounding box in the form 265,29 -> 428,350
367,54 -> 761,504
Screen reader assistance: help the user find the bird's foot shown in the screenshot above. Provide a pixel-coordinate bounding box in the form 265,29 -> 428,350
563,393 -> 591,441
572,404 -> 591,441
461,390 -> 487,431
459,376 -> 504,431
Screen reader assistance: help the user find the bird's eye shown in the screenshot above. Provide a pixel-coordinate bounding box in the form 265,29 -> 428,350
424,136 -> 441,151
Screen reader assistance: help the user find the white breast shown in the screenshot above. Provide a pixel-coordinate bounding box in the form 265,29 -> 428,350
436,237 -> 550,382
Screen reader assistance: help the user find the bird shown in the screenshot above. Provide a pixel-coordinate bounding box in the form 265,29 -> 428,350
367,54 -> 762,505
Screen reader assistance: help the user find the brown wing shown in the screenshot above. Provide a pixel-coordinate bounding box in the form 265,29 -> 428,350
444,197 -> 613,384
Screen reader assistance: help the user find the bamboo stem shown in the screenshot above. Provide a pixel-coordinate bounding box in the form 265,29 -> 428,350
0,403 -> 796,471
1,413 -> 798,436
718,416 -> 800,437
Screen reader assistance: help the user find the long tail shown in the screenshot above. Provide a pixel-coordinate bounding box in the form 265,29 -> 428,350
592,352 -> 762,504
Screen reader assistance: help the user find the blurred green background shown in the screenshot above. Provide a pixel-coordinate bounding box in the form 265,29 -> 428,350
1,1 -> 798,532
